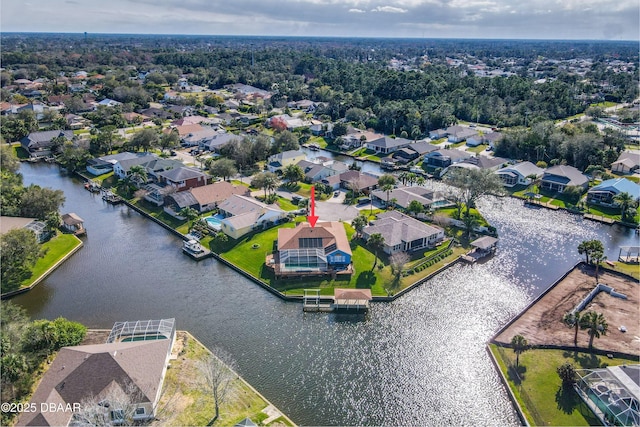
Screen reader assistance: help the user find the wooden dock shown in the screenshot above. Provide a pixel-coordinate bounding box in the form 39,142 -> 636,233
583,214 -> 616,224
302,289 -> 372,312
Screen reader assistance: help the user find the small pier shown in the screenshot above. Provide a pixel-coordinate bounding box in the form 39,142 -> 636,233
584,214 -> 615,224
182,239 -> 212,261
102,192 -> 122,205
462,236 -> 498,263
303,288 -> 372,312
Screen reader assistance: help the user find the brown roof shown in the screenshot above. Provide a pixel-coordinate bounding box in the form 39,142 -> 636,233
190,181 -> 249,206
277,222 -> 351,255
17,339 -> 171,426
167,123 -> 204,137
334,288 -> 372,301
339,171 -> 379,189
0,216 -> 36,235
61,212 -> 83,226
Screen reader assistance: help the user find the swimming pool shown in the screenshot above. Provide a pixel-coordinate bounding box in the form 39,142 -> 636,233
204,213 -> 225,231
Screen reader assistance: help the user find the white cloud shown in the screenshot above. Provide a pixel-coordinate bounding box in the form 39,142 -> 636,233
371,5 -> 408,13
348,8 -> 366,13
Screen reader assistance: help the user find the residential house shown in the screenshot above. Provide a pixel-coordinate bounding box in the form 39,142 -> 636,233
165,105 -> 195,117
405,141 -> 439,157
362,211 -> 445,255
87,152 -> 142,176
270,222 -> 352,277
495,161 -> 544,188
123,112 -> 148,124
225,83 -> 271,99
17,319 -> 175,427
139,107 -> 173,120
162,190 -> 199,214
157,167 -> 210,192
113,153 -> 157,179
370,186 -> 445,210
611,152 -> 640,175
442,156 -> 507,176
201,132 -> 242,152
20,130 -> 74,158
539,165 -> 589,193
96,98 -> 122,108
267,114 -> 310,131
138,158 -> 184,182
338,170 -> 379,193
180,127 -> 219,148
65,113 -> 89,130
16,102 -> 47,120
424,149 -> 472,168
366,136 -> 411,155
587,178 -> 640,205
428,129 -> 448,140
0,216 -> 49,243
267,150 -> 306,173
169,123 -> 205,139
446,125 -> 478,143
310,122 -> 333,136
217,195 -> 287,239
321,174 -> 343,191
171,115 -> 216,126
483,132 -> 504,149
189,181 -> 250,213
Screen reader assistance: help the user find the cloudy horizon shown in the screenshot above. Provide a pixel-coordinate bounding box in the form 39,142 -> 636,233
1,0 -> 638,41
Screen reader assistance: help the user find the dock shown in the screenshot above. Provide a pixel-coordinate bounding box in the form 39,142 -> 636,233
584,213 -> 616,224
462,236 -> 498,263
102,192 -> 122,205
182,246 -> 212,260
303,288 -> 372,312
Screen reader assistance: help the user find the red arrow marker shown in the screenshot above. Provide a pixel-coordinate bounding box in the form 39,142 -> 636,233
307,185 -> 319,228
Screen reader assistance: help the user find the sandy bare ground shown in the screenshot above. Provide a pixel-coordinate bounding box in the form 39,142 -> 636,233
494,264 -> 640,356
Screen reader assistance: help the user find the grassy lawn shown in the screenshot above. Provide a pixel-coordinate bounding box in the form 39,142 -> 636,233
20,233 -> 82,288
586,204 -> 639,223
605,262 -> 640,280
276,196 -> 298,211
435,207 -> 490,227
307,135 -> 329,148
466,144 -> 487,154
13,144 -> 30,159
132,199 -> 189,230
490,345 -> 636,426
590,101 -> 617,108
218,220 -> 464,297
156,332 -> 293,427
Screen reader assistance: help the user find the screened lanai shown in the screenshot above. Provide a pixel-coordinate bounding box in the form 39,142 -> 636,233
107,318 -> 176,344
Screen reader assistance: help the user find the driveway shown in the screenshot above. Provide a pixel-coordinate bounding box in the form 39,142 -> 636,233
314,199 -> 359,222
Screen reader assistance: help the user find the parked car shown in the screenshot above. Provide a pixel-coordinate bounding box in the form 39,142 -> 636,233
333,191 -> 340,197
357,197 -> 371,206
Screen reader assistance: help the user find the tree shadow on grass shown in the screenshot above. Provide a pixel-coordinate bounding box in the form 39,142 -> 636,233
507,364 -> 527,385
355,271 -> 376,289
562,351 -> 605,369
556,384 -> 580,414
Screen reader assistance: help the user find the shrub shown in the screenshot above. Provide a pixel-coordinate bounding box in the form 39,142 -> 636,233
557,362 -> 577,385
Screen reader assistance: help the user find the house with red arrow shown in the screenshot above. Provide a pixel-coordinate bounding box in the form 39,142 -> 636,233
267,222 -> 352,278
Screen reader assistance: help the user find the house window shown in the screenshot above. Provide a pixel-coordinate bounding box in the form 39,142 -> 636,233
135,407 -> 145,415
299,237 -> 323,248
332,255 -> 345,263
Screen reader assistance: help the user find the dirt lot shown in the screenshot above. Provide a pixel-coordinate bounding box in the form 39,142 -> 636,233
494,264 -> 640,356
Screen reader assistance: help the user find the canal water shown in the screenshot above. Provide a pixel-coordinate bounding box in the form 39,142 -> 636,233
12,162 -> 638,426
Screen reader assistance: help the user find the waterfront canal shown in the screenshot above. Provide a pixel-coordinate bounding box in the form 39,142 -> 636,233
12,162 -> 638,426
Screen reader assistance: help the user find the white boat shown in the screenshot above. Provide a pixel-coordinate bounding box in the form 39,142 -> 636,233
183,239 -> 204,254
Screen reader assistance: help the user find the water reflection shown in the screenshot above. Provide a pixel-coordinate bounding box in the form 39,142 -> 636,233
11,162 -> 638,426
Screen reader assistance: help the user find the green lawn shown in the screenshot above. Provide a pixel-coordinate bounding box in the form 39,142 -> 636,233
435,207 -> 490,227
490,345 -> 636,426
590,101 -> 617,108
307,135 -> 329,148
466,144 -> 486,154
13,144 -> 30,159
158,332 -> 293,427
276,196 -> 298,211
20,233 -> 82,288
218,220 -> 463,297
586,203 -> 640,223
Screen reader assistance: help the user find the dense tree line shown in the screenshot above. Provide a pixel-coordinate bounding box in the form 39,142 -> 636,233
494,122 -> 626,171
1,35 -> 637,139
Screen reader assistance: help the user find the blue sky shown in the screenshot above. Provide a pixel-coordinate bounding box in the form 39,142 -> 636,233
1,0 -> 638,40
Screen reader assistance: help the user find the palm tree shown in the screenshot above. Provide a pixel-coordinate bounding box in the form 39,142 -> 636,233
416,176 -> 426,187
580,311 -> 608,351
398,172 -> 409,185
562,311 -> 581,347
283,164 -> 304,187
368,233 -> 385,271
407,173 -> 417,186
613,192 -> 638,222
128,165 -> 148,188
462,213 -> 480,239
351,215 -> 367,238
592,249 -> 607,282
179,207 -> 199,232
382,184 -> 394,207
511,334 -> 528,368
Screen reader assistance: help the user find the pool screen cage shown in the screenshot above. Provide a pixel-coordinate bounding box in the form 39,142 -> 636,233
107,318 -> 175,344
575,366 -> 640,426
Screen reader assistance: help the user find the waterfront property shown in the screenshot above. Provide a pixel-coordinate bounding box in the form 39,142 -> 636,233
370,186 -> 447,211
441,155 -> 507,176
362,211 -> 445,255
424,149 -> 472,168
575,365 -> 640,426
266,149 -> 306,173
217,195 -> 288,239
17,318 -> 176,426
366,136 -> 411,155
587,178 -> 640,206
267,221 -> 352,278
0,215 -> 49,243
611,151 -> 640,175
20,129 -> 74,159
86,152 -> 142,176
462,236 -> 498,263
539,165 -> 589,193
61,212 -> 85,236
495,161 -> 544,188
302,288 -> 372,312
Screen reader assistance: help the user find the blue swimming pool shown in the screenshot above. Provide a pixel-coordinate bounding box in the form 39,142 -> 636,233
204,214 -> 225,231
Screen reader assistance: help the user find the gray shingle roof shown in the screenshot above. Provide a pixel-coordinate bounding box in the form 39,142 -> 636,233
157,167 -> 207,182
364,211 -> 443,247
